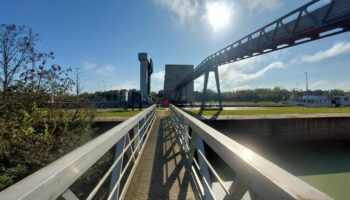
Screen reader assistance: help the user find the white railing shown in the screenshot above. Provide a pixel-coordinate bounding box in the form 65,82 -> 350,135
0,105 -> 157,200
169,104 -> 332,200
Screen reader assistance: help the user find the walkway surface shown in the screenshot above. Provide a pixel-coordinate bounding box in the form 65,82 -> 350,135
124,110 -> 201,200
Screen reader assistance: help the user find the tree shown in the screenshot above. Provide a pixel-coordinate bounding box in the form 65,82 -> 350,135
0,25 -> 37,96
0,25 -> 95,191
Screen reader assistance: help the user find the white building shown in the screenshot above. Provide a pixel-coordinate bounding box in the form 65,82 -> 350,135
288,94 -> 332,107
333,95 -> 350,106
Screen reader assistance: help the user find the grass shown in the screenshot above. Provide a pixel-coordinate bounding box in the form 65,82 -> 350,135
188,106 -> 350,116
95,108 -> 142,117
194,101 -> 284,105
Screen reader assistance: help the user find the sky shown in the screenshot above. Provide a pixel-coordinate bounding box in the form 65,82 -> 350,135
2,0 -> 350,93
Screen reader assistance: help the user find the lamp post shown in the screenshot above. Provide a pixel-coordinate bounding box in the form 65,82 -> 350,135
103,80 -> 106,101
305,72 -> 309,106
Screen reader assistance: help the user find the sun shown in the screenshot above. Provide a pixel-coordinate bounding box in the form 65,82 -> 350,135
206,2 -> 232,31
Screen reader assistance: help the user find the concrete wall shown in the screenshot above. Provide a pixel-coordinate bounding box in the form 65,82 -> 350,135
204,117 -> 350,141
164,65 -> 194,102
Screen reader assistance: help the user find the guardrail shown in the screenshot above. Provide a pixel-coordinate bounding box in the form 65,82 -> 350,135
0,104 -> 157,200
169,104 -> 332,200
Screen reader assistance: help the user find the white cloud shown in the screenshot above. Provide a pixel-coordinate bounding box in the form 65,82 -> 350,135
194,59 -> 285,92
152,70 -> 165,92
243,0 -> 281,11
96,64 -> 115,76
82,61 -> 96,70
219,61 -> 285,90
300,41 -> 350,63
153,0 -> 200,25
310,80 -> 327,89
153,0 -> 273,28
111,81 -> 138,90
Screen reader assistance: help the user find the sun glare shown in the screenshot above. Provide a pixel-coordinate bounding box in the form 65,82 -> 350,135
206,2 -> 232,31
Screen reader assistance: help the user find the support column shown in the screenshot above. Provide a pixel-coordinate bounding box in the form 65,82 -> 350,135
214,67 -> 223,109
201,71 -> 209,109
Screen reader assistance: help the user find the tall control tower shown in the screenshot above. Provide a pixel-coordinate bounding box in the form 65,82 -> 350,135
138,53 -> 153,101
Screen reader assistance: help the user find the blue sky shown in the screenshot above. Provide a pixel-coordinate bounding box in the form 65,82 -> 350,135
2,0 -> 350,92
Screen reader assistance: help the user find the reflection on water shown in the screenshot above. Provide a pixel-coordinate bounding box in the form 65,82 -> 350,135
237,139 -> 350,200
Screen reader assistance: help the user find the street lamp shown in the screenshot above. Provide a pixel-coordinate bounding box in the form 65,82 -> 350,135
305,72 -> 309,105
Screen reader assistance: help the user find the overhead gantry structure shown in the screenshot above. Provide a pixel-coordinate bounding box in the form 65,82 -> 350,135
176,0 -> 350,109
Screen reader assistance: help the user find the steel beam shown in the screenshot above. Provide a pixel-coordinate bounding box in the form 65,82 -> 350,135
176,0 -> 350,90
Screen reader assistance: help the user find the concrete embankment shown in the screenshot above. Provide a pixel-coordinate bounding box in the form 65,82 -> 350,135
203,116 -> 350,140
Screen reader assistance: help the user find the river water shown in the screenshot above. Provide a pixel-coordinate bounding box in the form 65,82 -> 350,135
234,139 -> 350,199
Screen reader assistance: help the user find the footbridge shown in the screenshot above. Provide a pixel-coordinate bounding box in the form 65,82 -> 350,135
175,0 -> 350,108
0,105 -> 332,200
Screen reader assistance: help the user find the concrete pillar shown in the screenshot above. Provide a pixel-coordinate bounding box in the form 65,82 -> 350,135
214,67 -> 223,109
201,71 -> 209,109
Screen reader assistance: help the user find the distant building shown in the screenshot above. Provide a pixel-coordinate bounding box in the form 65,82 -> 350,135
164,65 -> 194,103
333,95 -> 350,107
138,53 -> 153,101
288,94 -> 332,107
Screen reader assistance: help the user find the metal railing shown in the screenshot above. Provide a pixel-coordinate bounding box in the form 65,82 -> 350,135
169,105 -> 332,200
0,105 -> 157,200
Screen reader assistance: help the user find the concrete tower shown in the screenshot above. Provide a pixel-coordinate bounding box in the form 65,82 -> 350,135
138,53 -> 153,101
164,64 -> 194,103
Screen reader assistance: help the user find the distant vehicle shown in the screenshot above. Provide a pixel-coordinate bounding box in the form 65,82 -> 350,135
162,99 -> 169,107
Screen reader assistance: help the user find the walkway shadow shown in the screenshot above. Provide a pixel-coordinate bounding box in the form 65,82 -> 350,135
209,109 -> 222,120
148,115 -> 201,200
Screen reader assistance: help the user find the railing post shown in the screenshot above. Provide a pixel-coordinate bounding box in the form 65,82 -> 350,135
133,124 -> 141,153
227,177 -> 249,200
195,136 -> 214,200
184,124 -> 190,150
109,136 -> 125,200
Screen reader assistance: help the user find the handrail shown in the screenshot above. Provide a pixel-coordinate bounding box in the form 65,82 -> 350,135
0,105 -> 157,200
169,104 -> 332,200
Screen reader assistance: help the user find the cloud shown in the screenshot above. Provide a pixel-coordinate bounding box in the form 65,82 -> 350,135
96,64 -> 115,76
111,81 -> 138,90
153,0 -> 275,28
153,0 -> 200,25
152,70 -> 165,92
300,41 -> 350,63
310,80 -> 327,89
243,0 -> 281,11
219,61 -> 285,89
194,58 -> 285,91
82,61 -> 96,70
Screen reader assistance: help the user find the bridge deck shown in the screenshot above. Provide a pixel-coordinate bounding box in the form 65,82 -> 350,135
124,111 -> 201,200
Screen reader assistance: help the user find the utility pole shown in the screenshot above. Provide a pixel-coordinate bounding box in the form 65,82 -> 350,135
305,72 -> 309,106
103,80 -> 106,101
